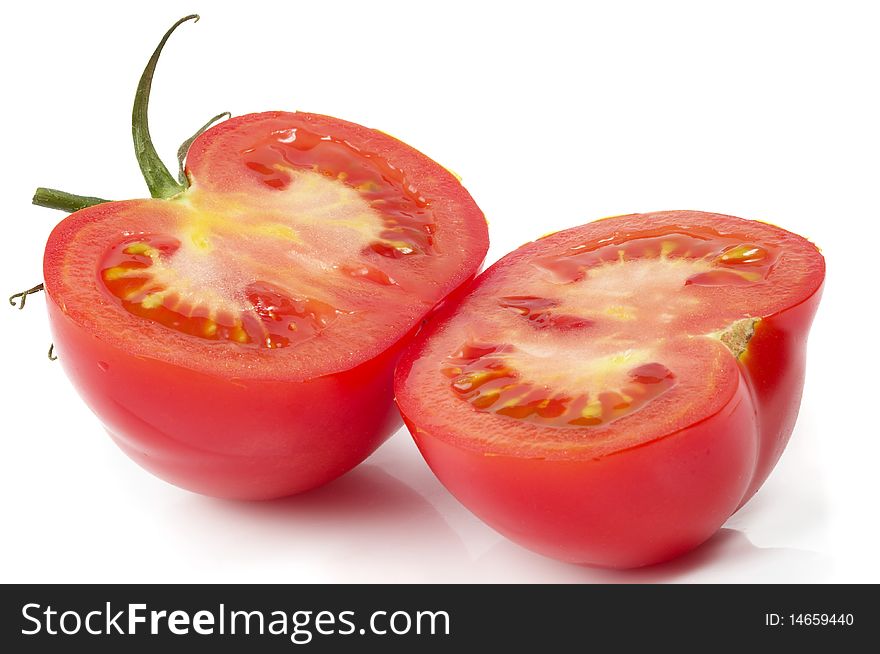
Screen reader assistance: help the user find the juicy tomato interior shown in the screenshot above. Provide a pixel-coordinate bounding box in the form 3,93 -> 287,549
396,211 -> 824,457
99,124 -> 438,349
46,112 -> 488,378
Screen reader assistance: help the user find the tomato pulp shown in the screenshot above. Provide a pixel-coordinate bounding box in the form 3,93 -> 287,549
44,112 -> 488,499
395,211 -> 824,567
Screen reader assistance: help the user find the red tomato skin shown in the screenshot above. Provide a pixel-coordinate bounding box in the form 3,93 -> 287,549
405,374 -> 758,568
47,298 -> 404,500
738,283 -> 824,504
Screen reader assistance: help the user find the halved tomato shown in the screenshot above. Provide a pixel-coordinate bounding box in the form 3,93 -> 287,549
395,210 -> 824,567
45,112 -> 488,499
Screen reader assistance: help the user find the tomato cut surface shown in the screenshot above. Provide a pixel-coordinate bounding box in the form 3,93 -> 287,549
395,210 -> 824,567
46,112 -> 488,380
398,211 -> 821,458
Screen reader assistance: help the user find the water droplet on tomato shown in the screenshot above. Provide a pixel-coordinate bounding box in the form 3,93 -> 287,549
715,243 -> 768,265
629,362 -> 673,384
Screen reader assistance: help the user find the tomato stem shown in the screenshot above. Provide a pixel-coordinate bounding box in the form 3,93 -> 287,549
133,15 -> 199,199
177,111 -> 231,185
32,187 -> 109,213
48,343 -> 57,361
9,283 -> 44,310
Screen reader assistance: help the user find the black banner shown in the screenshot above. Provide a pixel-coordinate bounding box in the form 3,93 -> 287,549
0,584 -> 872,651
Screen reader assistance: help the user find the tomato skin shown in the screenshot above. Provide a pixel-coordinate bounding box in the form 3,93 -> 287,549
47,291 -> 405,500
406,373 -> 758,568
738,283 -> 824,504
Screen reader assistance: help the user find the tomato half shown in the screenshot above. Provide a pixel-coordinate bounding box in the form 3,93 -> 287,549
44,111 -> 488,499
394,210 -> 824,568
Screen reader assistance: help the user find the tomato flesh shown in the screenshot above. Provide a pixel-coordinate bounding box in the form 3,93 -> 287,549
395,210 -> 824,566
405,220 -> 803,455
44,111 -> 488,499
239,122 -> 436,258
92,118 -> 455,358
100,235 -> 343,348
442,341 -> 677,429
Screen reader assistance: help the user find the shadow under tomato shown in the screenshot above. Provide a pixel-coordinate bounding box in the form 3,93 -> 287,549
164,463 -> 470,582
470,527 -> 830,583
593,528 -> 828,583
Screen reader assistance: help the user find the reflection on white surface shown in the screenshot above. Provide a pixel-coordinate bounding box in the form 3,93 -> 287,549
472,529 -> 830,584
139,426 -> 831,584
0,389 -> 835,584
173,463 -> 472,583
0,412 -> 834,583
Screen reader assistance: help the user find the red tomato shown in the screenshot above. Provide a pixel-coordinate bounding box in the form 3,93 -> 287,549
395,211 -> 824,567
44,112 -> 488,499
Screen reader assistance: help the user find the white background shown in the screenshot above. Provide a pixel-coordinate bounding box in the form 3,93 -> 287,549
1,0 -> 877,583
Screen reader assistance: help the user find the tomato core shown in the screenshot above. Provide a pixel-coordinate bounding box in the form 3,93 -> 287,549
240,123 -> 437,258
440,226 -> 784,429
96,123 -> 453,349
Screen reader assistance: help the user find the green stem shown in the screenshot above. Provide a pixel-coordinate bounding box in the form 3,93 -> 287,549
32,187 -> 109,212
177,111 -> 231,185
133,15 -> 199,199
